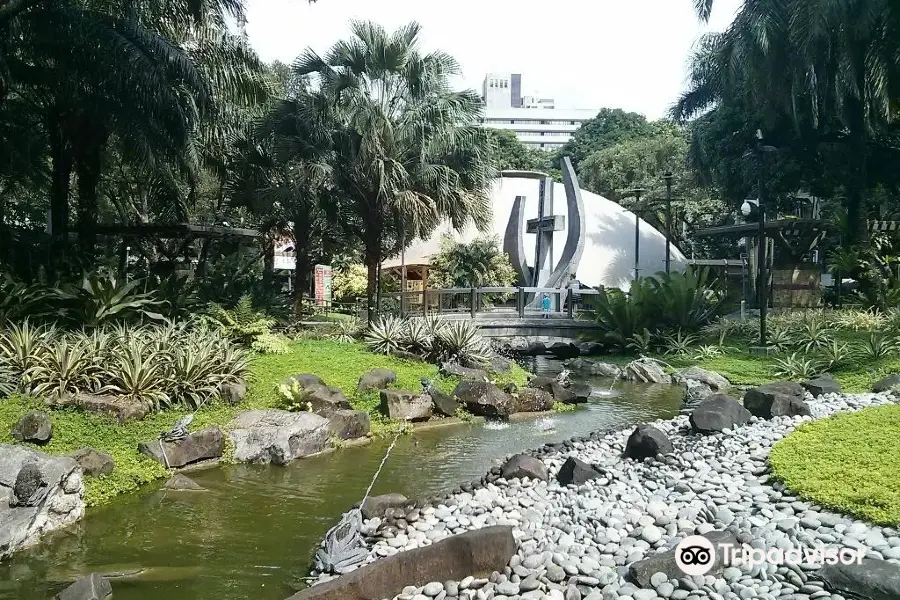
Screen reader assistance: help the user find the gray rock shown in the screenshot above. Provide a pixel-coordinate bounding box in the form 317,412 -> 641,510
500,454 -> 548,482
285,373 -> 325,388
379,390 -> 433,422
816,558 -> 900,600
360,494 -> 410,519
55,573 -> 112,600
10,410 -> 53,444
624,425 -> 674,461
138,425 -> 224,468
621,358 -> 671,384
689,395 -> 751,434
0,444 -> 84,559
801,375 -> 840,397
674,367 -> 730,391
219,379 -> 247,406
564,358 -> 621,378
441,362 -> 489,381
568,382 -> 592,403
302,384 -> 354,417
163,473 -> 205,491
872,374 -> 900,393
428,388 -> 460,417
548,342 -> 580,359
529,377 -> 578,404
358,368 -> 397,393
327,409 -> 371,440
454,381 -> 514,418
65,447 -> 115,477
743,383 -> 811,419
228,411 -> 330,465
629,531 -> 737,588
557,456 -> 604,486
513,388 -> 555,413
48,393 -> 149,423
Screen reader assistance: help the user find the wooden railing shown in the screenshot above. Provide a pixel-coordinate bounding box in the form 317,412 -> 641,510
380,286 -> 605,320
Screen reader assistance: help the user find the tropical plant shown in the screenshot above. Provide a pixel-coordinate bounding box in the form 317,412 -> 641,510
829,308 -> 886,332
662,329 -> 700,356
646,268 -> 724,332
202,295 -> 290,354
101,338 -> 169,410
294,20 -> 496,321
692,344 -> 724,361
773,353 -> 823,380
400,318 -> 433,355
627,328 -> 657,355
766,326 -> 793,353
799,318 -> 833,353
859,334 -> 899,361
703,317 -> 735,346
593,285 -> 651,350
0,274 -> 68,325
822,339 -> 853,371
28,336 -> 98,398
277,379 -> 316,413
432,320 -> 492,366
331,318 -> 362,344
69,272 -> 165,328
428,235 -> 517,289
0,355 -> 16,397
364,316 -> 407,355
0,321 -> 54,392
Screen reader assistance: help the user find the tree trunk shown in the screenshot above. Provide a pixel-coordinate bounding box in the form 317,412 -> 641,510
845,64 -> 869,246
293,251 -> 311,316
75,147 -> 103,264
47,110 -> 73,275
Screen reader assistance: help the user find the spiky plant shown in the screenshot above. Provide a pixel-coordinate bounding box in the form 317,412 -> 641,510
401,319 -> 434,356
662,329 -> 699,357
29,336 -> 98,398
773,353 -> 823,380
433,320 -> 492,365
364,316 -> 407,355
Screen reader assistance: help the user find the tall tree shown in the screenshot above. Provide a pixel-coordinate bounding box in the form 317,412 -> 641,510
554,108 -> 657,171
295,20 -> 496,321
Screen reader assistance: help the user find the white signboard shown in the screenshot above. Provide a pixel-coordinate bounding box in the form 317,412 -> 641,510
274,255 -> 295,270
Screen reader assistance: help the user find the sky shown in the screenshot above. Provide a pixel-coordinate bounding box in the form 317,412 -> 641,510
244,0 -> 742,120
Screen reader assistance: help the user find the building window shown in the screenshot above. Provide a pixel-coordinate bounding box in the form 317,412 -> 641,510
540,120 -> 549,124
570,121 -> 576,125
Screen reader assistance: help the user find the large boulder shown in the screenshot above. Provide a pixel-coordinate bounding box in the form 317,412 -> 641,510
357,368 -> 397,393
681,378 -> 714,410
801,374 -> 841,397
327,409 -> 371,440
163,473 -> 205,491
576,342 -> 604,356
568,382 -> 592,403
303,385 -> 353,417
563,358 -> 621,378
284,373 -> 325,389
379,390 -> 432,422
624,425 -> 674,461
524,341 -> 546,356
286,526 -> 517,600
689,394 -> 752,434
0,445 -> 84,560
55,573 -> 112,600
11,411 -> 53,445
138,426 -> 224,469
500,454 -> 548,481
486,356 -> 513,375
547,342 -> 580,359
673,366 -> 730,391
873,374 -> 900,393
816,557 -> 900,600
228,410 -> 330,465
360,493 -> 410,519
511,388 -> 554,413
65,447 -> 115,477
218,379 -> 247,406
440,362 -> 488,380
743,382 -> 811,419
629,530 -> 737,587
453,380 -> 514,418
556,456 -> 604,486
528,377 -> 577,404
49,393 -> 149,424
427,388 -> 459,417
621,358 -> 671,384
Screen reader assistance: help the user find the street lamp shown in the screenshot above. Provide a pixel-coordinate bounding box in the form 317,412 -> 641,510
664,171 -> 674,274
745,130 -> 777,350
624,188 -> 649,281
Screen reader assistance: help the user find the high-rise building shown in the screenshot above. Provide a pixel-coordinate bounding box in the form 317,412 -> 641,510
479,73 -> 595,150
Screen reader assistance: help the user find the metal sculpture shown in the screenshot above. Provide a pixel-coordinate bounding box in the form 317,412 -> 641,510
502,157 -> 586,306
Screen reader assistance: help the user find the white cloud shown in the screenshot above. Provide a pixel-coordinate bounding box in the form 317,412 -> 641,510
244,0 -> 741,119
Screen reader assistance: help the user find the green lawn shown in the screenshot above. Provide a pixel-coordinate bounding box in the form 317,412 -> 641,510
770,405 -> 900,526
0,340 -> 529,507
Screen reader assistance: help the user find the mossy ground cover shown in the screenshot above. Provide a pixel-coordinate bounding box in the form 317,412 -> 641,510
770,404 -> 900,526
0,339 -> 529,507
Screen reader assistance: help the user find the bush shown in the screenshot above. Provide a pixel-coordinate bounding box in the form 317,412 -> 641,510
770,405 -> 900,525
201,295 -> 290,354
364,315 -> 492,366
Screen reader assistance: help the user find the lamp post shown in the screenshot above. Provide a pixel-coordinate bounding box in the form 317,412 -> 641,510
625,188 -> 649,282
663,171 -> 673,274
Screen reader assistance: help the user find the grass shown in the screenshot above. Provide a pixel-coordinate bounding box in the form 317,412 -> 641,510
0,339 -> 529,507
770,404 -> 900,526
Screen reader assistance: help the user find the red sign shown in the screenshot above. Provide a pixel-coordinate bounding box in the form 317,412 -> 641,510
314,265 -> 333,306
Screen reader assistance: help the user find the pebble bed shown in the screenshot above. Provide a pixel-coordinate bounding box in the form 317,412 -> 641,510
312,391 -> 899,600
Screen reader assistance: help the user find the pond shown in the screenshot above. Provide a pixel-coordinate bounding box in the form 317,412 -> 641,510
0,357 -> 683,600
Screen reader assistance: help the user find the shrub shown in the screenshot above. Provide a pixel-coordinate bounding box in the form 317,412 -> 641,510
821,339 -> 853,371
858,334 -> 899,360
364,315 -> 407,355
773,352 -> 822,380
662,329 -> 699,356
69,272 -> 165,328
798,318 -> 833,352
331,318 -> 362,344
202,295 -> 290,355
432,320 -> 492,365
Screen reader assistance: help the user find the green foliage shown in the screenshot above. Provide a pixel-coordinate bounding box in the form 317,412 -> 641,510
773,352 -> 823,380
766,326 -> 793,353
70,272 -> 165,328
0,274 -> 68,325
626,329 -> 656,355
662,330 -> 700,356
331,264 -> 368,303
859,334 -> 899,361
552,402 -> 577,413
364,315 -> 492,366
431,320 -> 492,366
276,379 -> 315,412
822,339 -> 853,371
798,318 -> 833,352
202,295 -> 290,355
556,108 -> 657,169
485,129 -> 551,172
331,318 -> 362,344
770,405 -> 900,525
428,235 -> 517,290
364,315 -> 407,355
691,344 -> 724,361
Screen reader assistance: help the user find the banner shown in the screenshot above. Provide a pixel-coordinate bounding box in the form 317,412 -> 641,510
314,265 -> 333,306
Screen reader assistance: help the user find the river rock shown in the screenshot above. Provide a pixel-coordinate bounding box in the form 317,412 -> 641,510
556,456 -> 603,486
357,369 -> 397,393
427,388 -> 459,417
285,373 -> 326,389
360,494 -> 410,519
629,530 -> 737,587
327,409 -> 371,440
742,382 -> 811,419
0,445 -> 84,559
65,447 -> 115,477
529,377 -> 577,404
689,394 -> 751,434
486,356 -> 513,374
55,573 -> 112,600
674,366 -> 730,391
568,381 -> 592,403
286,526 -> 517,600
138,426 -> 224,469
500,454 -> 548,481
303,385 -> 353,417
548,342 -> 580,359
379,390 -> 433,422
872,374 -> 900,393
576,342 -> 604,356
621,358 -> 671,384
512,388 -> 554,413
453,380 -> 513,418
219,379 -> 247,406
11,411 -> 53,444
623,424 -> 673,460
563,358 -> 621,378
228,411 -> 330,465
163,473 -> 205,491
49,393 -> 149,424
440,362 -> 488,380
801,374 -> 841,397
816,558 -> 900,600
524,341 -> 546,356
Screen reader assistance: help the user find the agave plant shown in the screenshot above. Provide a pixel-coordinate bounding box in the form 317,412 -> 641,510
401,319 -> 434,355
364,316 -> 407,355
821,339 -> 853,371
101,338 -> 170,410
166,341 -> 222,409
626,328 -> 656,355
692,344 -> 724,361
331,318 -> 361,344
0,356 -> 15,397
773,353 -> 823,380
0,274 -> 69,325
0,321 -> 55,392
662,329 -> 699,357
858,334 -> 899,360
29,336 -> 98,398
766,326 -> 793,353
433,320 -> 492,365
799,318 -> 833,352
70,272 -> 165,328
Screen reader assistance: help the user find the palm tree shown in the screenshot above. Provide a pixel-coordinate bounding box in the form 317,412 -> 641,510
294,20 -> 496,321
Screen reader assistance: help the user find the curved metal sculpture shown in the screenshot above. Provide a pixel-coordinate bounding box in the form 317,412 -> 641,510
502,156 -> 587,304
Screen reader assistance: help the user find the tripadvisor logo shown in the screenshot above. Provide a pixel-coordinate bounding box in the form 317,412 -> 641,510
675,536 -> 716,576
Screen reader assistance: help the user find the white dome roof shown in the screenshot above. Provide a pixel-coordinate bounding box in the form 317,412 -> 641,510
383,176 -> 688,291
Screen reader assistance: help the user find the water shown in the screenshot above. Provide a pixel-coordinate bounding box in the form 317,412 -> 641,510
0,356 -> 682,600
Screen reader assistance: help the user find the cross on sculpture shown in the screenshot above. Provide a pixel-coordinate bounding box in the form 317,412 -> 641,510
525,177 -> 567,286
